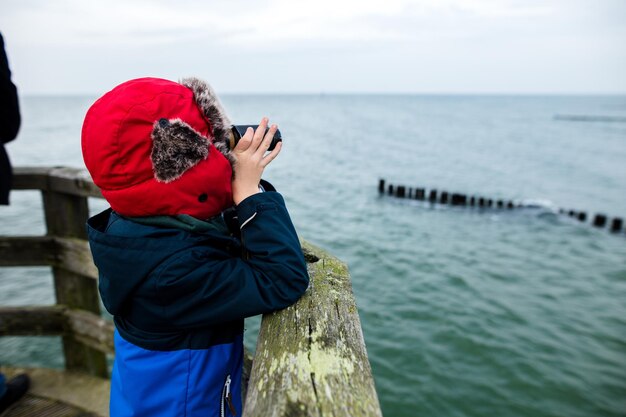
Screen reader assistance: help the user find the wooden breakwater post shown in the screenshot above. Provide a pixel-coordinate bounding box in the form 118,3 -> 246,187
378,179 -> 385,194
0,167 -> 382,416
611,218 -> 623,233
380,179 -> 515,210
565,210 -> 624,233
593,214 -> 607,227
378,179 -> 625,235
451,193 -> 467,206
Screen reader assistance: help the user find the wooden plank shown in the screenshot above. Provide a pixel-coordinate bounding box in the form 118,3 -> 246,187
0,236 -> 55,266
47,167 -> 103,198
11,166 -> 53,191
12,166 -> 102,198
0,305 -> 66,336
0,306 -> 114,355
66,309 -> 115,354
55,237 -> 98,280
0,236 -> 97,281
243,241 -> 382,417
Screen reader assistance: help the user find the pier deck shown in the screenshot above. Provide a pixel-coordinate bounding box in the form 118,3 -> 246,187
0,366 -> 109,417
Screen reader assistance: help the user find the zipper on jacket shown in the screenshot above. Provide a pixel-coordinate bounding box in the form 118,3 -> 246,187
221,374 -> 237,416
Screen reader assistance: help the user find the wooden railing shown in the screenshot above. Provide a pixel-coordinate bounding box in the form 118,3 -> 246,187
243,240 -> 383,417
0,167 -> 111,378
0,167 -> 382,416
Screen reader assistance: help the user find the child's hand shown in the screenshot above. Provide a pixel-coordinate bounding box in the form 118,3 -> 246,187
231,117 -> 282,205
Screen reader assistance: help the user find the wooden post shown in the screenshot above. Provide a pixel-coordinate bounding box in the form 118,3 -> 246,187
414,188 -> 425,200
451,193 -> 466,206
610,218 -> 623,232
396,186 -> 406,198
378,179 -> 385,194
243,242 -> 382,417
42,180 -> 108,378
593,214 -> 607,228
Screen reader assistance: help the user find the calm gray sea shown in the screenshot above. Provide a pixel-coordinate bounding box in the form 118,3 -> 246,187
1,94 -> 625,417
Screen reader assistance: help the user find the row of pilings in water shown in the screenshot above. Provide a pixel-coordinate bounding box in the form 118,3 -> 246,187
378,179 -> 624,234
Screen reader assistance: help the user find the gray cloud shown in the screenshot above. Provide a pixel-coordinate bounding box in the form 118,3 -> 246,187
1,0 -> 624,94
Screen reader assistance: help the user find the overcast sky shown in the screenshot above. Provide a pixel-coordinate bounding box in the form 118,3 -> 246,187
1,0 -> 625,95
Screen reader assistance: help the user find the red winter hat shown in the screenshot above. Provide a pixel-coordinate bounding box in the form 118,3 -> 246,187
82,77 -> 235,219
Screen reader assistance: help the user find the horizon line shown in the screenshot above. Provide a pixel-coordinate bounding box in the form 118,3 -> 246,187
19,91 -> 626,98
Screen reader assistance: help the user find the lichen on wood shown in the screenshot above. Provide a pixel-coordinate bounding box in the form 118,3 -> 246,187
243,241 -> 382,417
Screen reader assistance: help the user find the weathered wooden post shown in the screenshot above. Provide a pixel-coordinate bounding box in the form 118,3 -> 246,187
40,168 -> 108,377
243,242 -> 382,417
451,193 -> 466,206
375,180 -> 623,235
593,214 -> 607,228
610,218 -> 623,232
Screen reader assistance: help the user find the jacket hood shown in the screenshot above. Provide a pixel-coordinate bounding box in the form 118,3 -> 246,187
81,77 -> 234,219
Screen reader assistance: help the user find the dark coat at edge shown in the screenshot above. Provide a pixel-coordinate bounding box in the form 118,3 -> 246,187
0,33 -> 21,205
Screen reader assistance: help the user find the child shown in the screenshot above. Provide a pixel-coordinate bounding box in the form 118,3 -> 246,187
82,77 -> 309,417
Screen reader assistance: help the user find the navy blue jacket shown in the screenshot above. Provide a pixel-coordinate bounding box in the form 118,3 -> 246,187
87,191 -> 309,417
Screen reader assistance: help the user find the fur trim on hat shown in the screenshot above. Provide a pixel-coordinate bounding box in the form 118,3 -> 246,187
180,77 -> 235,166
151,118 -> 209,183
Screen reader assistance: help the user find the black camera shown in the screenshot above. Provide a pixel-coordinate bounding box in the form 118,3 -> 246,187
228,125 -> 282,151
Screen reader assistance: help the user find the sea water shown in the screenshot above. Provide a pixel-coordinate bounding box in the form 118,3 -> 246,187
1,94 -> 625,417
